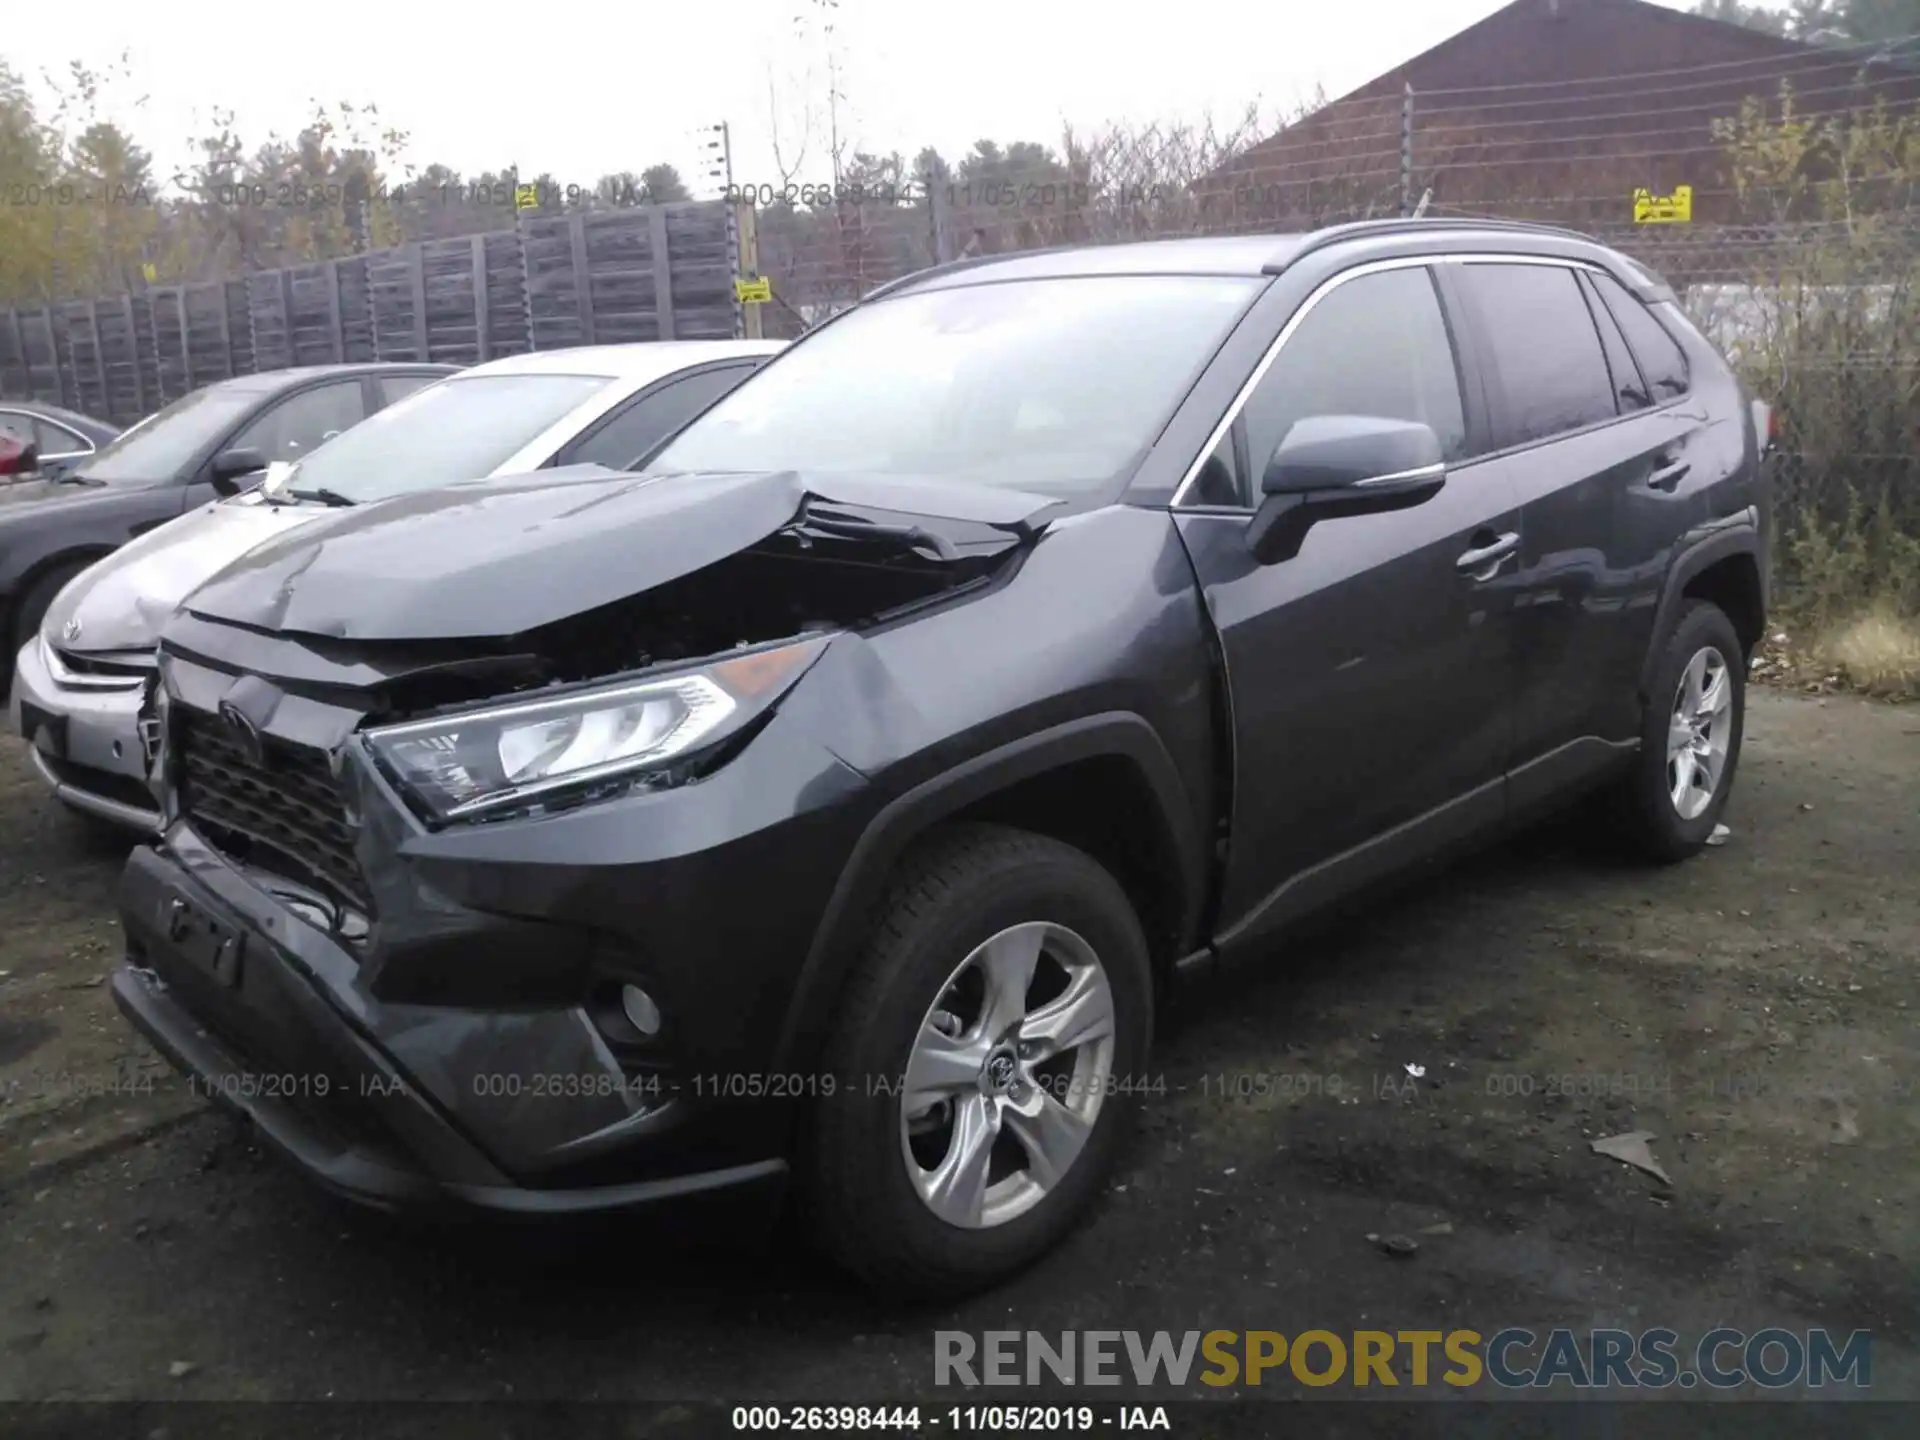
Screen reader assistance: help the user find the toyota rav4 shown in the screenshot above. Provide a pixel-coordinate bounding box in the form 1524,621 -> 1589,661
112,219 -> 1771,1297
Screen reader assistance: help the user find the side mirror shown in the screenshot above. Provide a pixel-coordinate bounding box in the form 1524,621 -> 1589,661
209,446 -> 269,494
1247,416 -> 1446,566
0,440 -> 38,477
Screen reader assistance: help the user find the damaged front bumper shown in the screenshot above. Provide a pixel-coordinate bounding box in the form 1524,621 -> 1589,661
114,834 -> 784,1214
10,634 -> 161,831
115,652 -> 879,1214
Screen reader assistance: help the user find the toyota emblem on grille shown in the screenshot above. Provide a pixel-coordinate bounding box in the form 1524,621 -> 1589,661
62,617 -> 81,643
218,697 -> 266,765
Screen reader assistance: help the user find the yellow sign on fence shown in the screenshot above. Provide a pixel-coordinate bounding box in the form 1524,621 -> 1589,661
734,276 -> 772,304
1632,185 -> 1692,224
513,184 -> 540,211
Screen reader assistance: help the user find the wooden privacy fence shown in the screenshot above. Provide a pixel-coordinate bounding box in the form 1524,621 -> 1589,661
0,201 -> 744,427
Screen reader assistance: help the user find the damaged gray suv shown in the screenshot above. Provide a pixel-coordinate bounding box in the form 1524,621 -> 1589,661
113,219 -> 1771,1296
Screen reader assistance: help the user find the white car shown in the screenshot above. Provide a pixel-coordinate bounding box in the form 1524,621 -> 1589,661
11,340 -> 784,830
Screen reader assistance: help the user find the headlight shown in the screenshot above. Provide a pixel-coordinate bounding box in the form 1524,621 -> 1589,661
363,635 -> 831,823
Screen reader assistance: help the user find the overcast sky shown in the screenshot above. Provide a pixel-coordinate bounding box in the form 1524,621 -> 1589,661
8,0 -> 1733,194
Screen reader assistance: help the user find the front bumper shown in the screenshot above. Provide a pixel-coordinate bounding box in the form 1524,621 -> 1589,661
10,635 -> 159,831
114,623 -> 893,1213
113,831 -> 791,1215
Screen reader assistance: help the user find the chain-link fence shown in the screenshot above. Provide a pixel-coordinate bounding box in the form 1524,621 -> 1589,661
739,58 -> 1920,629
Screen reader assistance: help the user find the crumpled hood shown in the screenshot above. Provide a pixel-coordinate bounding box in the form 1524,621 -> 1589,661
43,491 -> 328,653
181,464 -> 1063,642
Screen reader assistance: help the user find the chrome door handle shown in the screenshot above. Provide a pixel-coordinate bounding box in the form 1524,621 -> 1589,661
1456,531 -> 1519,579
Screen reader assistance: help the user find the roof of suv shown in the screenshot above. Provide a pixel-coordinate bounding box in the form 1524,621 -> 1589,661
872,218 -> 1658,299
460,341 -> 786,383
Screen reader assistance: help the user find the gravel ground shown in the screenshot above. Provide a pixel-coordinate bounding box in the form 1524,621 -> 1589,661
0,690 -> 1916,1424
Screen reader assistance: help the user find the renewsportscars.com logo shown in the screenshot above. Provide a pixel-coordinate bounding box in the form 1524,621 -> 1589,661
934,1327 -> 1872,1391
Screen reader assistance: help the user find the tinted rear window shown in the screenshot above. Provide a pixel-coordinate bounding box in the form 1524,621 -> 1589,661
1590,272 -> 1690,400
1459,264 -> 1617,446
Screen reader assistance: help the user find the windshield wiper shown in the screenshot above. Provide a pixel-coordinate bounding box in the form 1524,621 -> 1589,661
54,472 -> 105,486
284,486 -> 356,507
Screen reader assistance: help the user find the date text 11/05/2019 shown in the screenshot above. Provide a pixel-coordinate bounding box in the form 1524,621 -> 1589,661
165,1070 -> 1170,1104
725,181 -> 1174,210
464,1071 -> 1172,1102
730,1405 -> 1172,1431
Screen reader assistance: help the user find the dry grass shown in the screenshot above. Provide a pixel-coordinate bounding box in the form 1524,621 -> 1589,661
1750,613 -> 1920,701
1820,610 -> 1920,698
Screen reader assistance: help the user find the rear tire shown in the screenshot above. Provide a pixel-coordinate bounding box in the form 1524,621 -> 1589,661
804,824 -> 1153,1298
1608,600 -> 1746,863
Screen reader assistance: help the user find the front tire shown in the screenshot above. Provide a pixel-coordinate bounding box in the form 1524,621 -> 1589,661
805,824 -> 1153,1298
1609,599 -> 1747,862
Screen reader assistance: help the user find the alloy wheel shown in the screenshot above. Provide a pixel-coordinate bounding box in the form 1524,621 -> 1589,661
898,921 -> 1116,1229
1667,644 -> 1732,821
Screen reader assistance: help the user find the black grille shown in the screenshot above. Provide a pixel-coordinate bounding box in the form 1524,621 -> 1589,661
175,708 -> 371,914
55,648 -> 154,678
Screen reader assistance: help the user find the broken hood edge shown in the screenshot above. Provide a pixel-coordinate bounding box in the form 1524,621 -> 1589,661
177,466 -> 1062,644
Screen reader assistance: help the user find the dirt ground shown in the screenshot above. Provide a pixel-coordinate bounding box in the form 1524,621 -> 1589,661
1,690 -> 1916,1419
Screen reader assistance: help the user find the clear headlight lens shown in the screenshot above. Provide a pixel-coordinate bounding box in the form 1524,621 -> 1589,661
363,635 -> 830,823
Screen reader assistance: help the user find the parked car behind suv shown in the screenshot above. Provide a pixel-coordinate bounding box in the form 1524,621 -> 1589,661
0,400 -> 121,482
1,363 -> 453,705
111,220 -> 1770,1297
10,342 -> 778,831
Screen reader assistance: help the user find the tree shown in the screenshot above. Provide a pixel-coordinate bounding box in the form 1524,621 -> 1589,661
0,61 -> 60,304
914,146 -> 952,188
1693,0 -> 1920,45
764,0 -> 848,188
1690,0 -> 1791,34
1832,0 -> 1920,45
173,99 -> 409,269
640,163 -> 689,203
58,120 -> 164,293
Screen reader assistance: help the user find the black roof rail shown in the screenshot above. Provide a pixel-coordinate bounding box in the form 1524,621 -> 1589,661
1266,215 -> 1602,273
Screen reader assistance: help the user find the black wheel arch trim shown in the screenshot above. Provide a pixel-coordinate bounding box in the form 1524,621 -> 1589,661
1639,510 -> 1765,698
771,711 -> 1205,1073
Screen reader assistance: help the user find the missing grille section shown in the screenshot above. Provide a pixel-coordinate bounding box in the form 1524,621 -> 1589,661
175,708 -> 372,917
38,754 -> 158,812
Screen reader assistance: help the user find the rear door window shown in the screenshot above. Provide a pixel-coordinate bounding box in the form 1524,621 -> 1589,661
560,364 -> 761,468
1458,263 -> 1618,447
1577,272 -> 1650,412
227,380 -> 370,464
1589,271 -> 1690,401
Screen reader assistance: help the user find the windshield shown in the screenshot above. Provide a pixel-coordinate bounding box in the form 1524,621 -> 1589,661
645,275 -> 1260,497
268,372 -> 614,506
268,372 -> 614,503
76,386 -> 259,483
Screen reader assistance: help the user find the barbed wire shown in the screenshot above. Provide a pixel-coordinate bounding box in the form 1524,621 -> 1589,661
1408,26 -> 1920,97
1403,75 -> 1920,135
